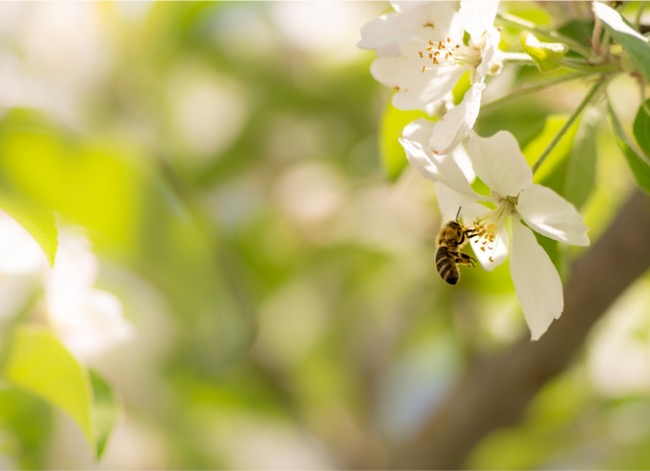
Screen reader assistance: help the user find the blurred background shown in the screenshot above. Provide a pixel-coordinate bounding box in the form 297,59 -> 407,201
0,2 -> 648,469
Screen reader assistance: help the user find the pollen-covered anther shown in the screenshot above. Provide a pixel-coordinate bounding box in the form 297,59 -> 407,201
417,35 -> 472,73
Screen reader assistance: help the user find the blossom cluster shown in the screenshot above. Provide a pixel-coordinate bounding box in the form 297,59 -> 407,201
0,212 -> 133,362
359,1 -> 590,340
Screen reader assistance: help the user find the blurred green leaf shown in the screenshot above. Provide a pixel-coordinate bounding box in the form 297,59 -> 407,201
379,101 -> 426,182
633,99 -> 650,158
564,116 -> 598,210
524,114 -> 581,186
556,19 -> 595,49
4,326 -> 94,449
593,2 -> 650,81
607,99 -> 650,193
89,369 -> 118,459
520,32 -> 569,74
0,388 -> 52,469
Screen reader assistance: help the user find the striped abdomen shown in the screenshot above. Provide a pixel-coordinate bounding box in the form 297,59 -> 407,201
436,246 -> 460,285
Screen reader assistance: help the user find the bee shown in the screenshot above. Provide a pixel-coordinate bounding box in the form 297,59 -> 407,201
435,208 -> 477,285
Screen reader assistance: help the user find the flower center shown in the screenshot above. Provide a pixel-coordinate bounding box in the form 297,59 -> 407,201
418,37 -> 482,73
470,195 -> 517,261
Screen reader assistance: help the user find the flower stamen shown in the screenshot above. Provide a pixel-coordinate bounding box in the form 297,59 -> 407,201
417,36 -> 482,74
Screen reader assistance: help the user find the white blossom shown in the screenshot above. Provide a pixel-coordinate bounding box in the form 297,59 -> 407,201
401,127 -> 589,340
358,0 -> 502,148
45,232 -> 133,361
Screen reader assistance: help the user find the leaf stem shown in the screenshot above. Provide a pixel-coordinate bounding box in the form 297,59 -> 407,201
635,1 -> 647,29
497,13 -> 593,57
561,58 -> 619,73
481,71 -> 591,113
532,78 -> 606,174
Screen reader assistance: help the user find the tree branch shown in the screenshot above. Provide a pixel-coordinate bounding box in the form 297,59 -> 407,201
392,189 -> 650,469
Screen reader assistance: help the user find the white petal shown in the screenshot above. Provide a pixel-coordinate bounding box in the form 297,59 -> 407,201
466,130 -> 532,197
391,1 -> 433,13
46,232 -> 99,311
459,0 -> 499,39
476,26 -> 503,79
51,289 -> 134,361
371,51 -> 465,111
510,221 -> 564,341
517,184 -> 590,246
429,81 -> 485,155
358,2 -> 458,52
0,212 -> 48,275
452,144 -> 476,182
468,213 -> 509,270
435,183 -> 484,222
400,119 -> 479,199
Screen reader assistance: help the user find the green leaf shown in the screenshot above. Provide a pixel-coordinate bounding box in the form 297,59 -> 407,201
520,31 -> 569,74
607,99 -> 650,193
524,114 -> 581,186
564,116 -> 598,210
89,369 -> 119,459
4,326 -> 94,449
0,388 -> 53,469
633,99 -> 650,158
379,101 -> 426,182
557,19 -> 595,50
0,193 -> 58,267
593,2 -> 650,82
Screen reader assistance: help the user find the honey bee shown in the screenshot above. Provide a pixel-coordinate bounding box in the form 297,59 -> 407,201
435,209 -> 477,285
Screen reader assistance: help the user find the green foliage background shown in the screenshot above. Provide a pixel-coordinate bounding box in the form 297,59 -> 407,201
0,2 -> 648,469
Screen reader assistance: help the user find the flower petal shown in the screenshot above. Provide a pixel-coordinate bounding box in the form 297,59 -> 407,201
371,51 -> 465,111
517,184 -> 590,246
51,290 -> 134,361
429,81 -> 485,155
459,0 -> 499,39
0,211 -> 48,275
476,26 -> 503,79
400,120 -> 479,198
510,220 -> 564,341
466,211 -> 508,271
466,130 -> 533,197
391,1 -> 436,13
358,2 -> 458,53
435,183 -> 484,222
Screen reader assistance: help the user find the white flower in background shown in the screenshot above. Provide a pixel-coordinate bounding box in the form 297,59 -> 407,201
0,211 -> 49,322
0,211 -> 48,275
45,232 -> 133,362
401,126 -> 589,340
358,0 -> 502,147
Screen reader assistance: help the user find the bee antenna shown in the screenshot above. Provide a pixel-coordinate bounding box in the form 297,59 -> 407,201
455,206 -> 462,221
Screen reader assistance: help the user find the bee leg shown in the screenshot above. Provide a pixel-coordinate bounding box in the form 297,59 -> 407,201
465,229 -> 479,239
455,252 -> 477,268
